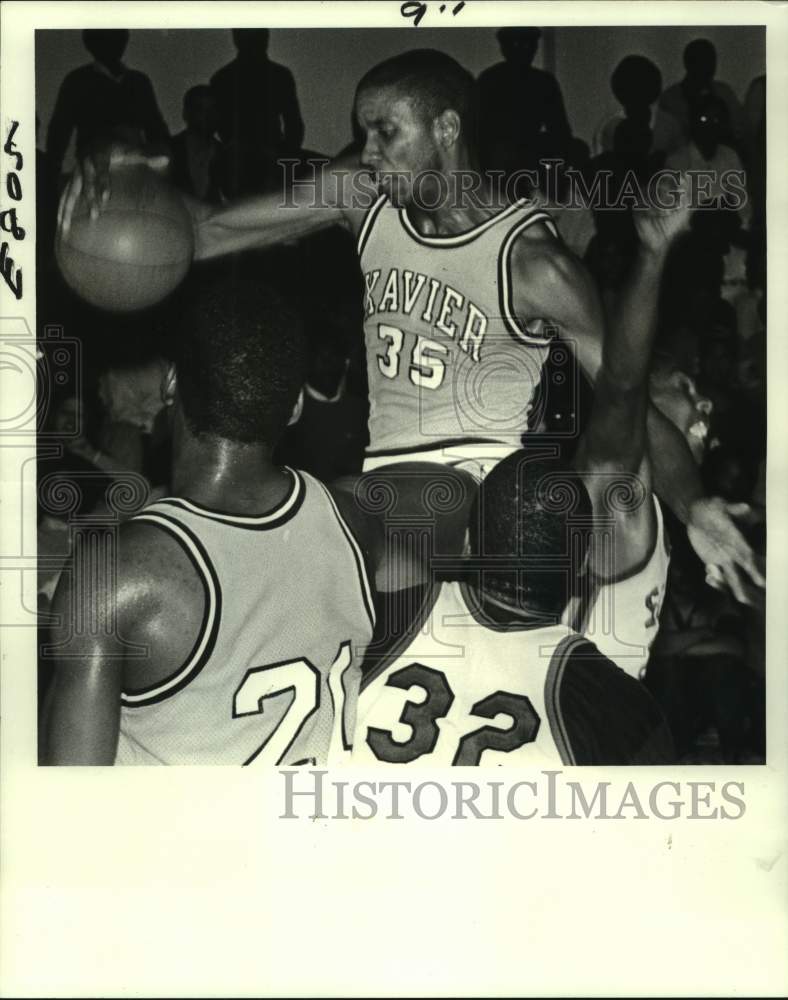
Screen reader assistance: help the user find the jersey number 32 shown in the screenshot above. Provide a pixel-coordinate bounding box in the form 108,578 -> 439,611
364,661 -> 541,765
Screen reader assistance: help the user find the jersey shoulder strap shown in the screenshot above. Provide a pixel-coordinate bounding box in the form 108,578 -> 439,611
357,192 -> 388,257
498,204 -> 561,346
361,583 -> 441,689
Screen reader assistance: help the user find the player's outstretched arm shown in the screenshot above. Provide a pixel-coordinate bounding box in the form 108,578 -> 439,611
576,187 -> 693,476
512,228 -> 704,510
58,143 -> 375,261
509,224 -> 763,598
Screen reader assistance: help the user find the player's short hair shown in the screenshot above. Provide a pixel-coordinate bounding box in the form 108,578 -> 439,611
174,268 -> 306,445
470,451 -> 592,615
355,49 -> 477,143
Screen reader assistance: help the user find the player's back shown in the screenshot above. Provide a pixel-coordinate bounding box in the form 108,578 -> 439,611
116,468 -> 374,765
353,581 -> 673,766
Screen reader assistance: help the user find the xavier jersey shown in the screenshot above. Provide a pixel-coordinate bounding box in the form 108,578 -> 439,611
352,582 -> 673,766
563,495 -> 671,680
358,196 -> 559,457
115,469 -> 374,766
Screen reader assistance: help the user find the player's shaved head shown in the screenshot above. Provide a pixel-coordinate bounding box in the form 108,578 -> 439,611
173,268 -> 306,446
471,451 -> 592,616
355,49 -> 478,142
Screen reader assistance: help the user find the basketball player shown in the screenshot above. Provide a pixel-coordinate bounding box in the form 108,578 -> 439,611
562,184 -> 691,677
565,180 -> 763,678
59,49 -> 763,598
41,273 -> 381,765
350,451 -> 675,766
566,181 -> 693,675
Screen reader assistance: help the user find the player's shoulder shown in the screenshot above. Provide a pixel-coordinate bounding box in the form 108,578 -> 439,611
116,515 -> 205,605
323,481 -> 383,576
509,220 -> 594,298
553,636 -> 675,764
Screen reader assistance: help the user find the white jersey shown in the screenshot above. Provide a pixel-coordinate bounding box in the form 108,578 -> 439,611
563,495 -> 671,679
358,195 -> 558,459
115,469 -> 374,766
353,581 -> 673,766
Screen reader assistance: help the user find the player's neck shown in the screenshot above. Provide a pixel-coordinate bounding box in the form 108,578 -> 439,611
171,431 -> 288,515
463,581 -> 552,631
406,179 -> 508,234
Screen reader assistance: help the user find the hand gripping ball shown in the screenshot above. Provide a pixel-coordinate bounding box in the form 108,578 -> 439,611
55,164 -> 195,312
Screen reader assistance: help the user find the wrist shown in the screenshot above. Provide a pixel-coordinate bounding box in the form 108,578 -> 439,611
637,243 -> 670,269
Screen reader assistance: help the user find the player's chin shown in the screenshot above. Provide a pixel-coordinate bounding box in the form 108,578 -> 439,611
378,175 -> 411,208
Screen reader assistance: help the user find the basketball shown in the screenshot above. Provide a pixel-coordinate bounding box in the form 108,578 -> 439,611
55,164 -> 195,313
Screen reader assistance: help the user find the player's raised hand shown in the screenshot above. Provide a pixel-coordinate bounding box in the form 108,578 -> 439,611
57,140 -> 170,236
687,496 -> 766,605
633,171 -> 694,254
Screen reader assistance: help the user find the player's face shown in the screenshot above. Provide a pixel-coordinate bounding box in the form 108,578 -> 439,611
355,87 -> 442,208
651,370 -> 713,463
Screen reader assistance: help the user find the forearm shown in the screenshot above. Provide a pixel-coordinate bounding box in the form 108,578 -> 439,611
605,244 -> 667,390
647,402 -> 703,524
194,192 -> 342,260
578,247 -> 666,470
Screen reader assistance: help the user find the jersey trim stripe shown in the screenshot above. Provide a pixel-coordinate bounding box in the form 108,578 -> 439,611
590,494 -> 664,585
120,512 -> 221,707
498,210 -> 561,347
152,469 -> 304,529
543,634 -> 583,765
568,495 -> 666,635
313,478 -> 377,631
357,193 -> 388,257
365,435 -> 508,459
397,197 -> 531,247
360,583 -> 442,690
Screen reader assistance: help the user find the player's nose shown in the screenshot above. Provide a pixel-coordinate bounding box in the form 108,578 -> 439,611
361,137 -> 381,169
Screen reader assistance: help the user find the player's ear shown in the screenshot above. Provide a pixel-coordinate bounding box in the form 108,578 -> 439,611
288,387 -> 304,426
434,109 -> 461,150
161,361 -> 177,407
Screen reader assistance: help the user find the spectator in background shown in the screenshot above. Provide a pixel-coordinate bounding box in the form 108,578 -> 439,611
659,38 -> 746,155
46,29 -> 169,185
743,73 -> 766,165
531,143 -> 596,258
589,116 -> 663,249
95,359 -> 168,478
665,96 -> 749,226
477,27 -> 573,176
210,28 -> 305,196
170,85 -> 224,204
743,73 -> 766,235
593,54 -> 682,157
